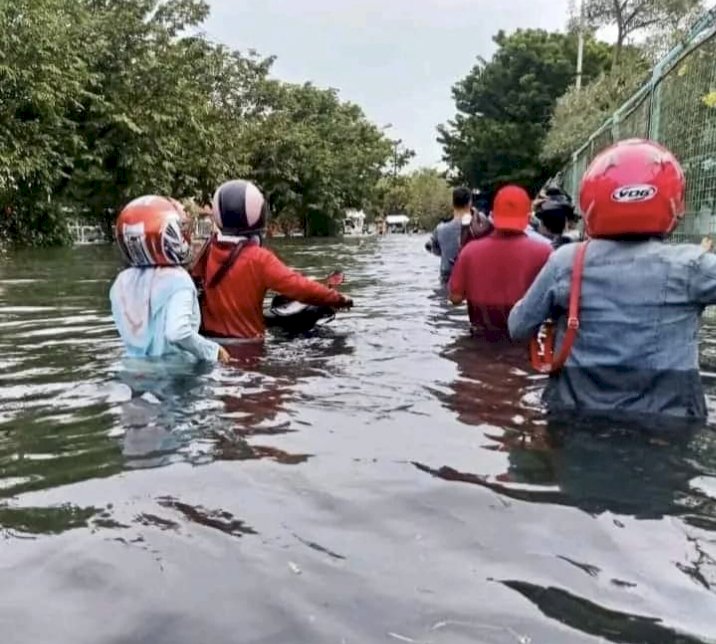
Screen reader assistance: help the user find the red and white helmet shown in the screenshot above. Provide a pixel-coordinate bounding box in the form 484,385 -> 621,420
116,196 -> 192,267
579,139 -> 686,238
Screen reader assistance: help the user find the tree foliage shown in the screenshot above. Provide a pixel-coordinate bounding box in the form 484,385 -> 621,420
544,0 -> 703,165
404,169 -> 454,231
438,29 -> 613,193
242,81 -> 393,236
369,168 -> 452,232
0,0 -> 93,244
0,0 -> 396,246
582,0 -> 703,63
541,50 -> 650,163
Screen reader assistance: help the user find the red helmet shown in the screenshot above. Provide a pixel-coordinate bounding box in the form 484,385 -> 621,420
579,139 -> 686,238
116,196 -> 192,267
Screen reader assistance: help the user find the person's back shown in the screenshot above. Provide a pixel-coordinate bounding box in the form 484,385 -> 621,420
511,240 -> 712,416
427,186 -> 472,282
452,233 -> 551,335
112,266 -> 201,357
509,138 -> 714,419
198,240 -> 345,339
194,180 -> 351,340
110,196 -> 225,364
432,218 -> 462,280
449,185 -> 551,338
460,210 -> 493,248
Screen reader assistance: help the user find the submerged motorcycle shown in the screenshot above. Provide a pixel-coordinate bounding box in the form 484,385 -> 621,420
264,271 -> 345,335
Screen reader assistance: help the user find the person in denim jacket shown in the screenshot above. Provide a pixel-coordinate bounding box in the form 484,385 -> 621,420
509,139 -> 716,420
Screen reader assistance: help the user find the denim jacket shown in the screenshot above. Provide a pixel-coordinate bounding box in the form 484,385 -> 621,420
509,239 -> 716,419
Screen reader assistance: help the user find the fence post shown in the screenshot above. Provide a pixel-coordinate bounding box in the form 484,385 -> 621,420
570,152 -> 579,197
612,113 -> 621,142
648,72 -> 662,141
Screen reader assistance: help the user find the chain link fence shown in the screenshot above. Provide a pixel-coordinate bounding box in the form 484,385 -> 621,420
555,8 -> 716,245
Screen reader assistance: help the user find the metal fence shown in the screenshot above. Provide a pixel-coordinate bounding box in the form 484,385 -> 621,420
555,8 -> 716,244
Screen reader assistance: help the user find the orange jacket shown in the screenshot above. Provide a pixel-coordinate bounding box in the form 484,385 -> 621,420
193,241 -> 343,340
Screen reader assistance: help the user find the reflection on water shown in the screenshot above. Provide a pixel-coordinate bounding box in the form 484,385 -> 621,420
1,238 -> 716,643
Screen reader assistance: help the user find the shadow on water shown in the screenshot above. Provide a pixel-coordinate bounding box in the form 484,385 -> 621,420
116,331 -> 355,470
423,334 -> 716,523
499,579 -> 710,644
415,332 -> 716,642
1,239 -> 716,643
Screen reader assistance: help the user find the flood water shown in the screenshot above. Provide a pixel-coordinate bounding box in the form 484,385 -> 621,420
2,236 -> 716,643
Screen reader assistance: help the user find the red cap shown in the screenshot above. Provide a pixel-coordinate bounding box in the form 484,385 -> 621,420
493,185 -> 531,233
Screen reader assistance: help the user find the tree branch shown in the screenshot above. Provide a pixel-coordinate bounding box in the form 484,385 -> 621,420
623,1 -> 650,30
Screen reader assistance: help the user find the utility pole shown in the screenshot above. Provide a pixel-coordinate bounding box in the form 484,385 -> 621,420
576,0 -> 585,90
392,139 -> 402,181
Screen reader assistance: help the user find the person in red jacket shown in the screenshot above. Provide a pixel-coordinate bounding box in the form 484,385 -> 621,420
448,185 -> 551,341
193,180 -> 352,340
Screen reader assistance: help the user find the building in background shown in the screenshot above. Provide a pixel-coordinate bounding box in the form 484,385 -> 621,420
343,209 -> 369,236
385,214 -> 411,234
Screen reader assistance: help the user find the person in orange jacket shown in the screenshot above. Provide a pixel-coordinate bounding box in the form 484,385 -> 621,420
192,180 -> 353,341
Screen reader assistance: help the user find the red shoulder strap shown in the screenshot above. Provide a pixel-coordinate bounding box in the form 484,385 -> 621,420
550,240 -> 589,372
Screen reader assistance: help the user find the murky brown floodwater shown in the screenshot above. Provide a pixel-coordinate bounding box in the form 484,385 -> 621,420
1,236 -> 716,644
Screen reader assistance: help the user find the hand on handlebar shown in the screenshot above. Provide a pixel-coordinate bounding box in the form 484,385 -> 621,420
336,295 -> 354,309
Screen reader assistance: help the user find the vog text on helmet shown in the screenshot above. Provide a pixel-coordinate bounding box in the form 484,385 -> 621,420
611,185 -> 657,203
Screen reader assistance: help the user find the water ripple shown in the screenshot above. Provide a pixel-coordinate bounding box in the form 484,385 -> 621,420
1,240 -> 716,643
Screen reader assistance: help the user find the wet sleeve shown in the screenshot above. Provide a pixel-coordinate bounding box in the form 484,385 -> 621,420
508,259 -> 557,341
262,251 -> 343,306
165,288 -> 221,362
448,253 -> 467,300
691,252 -> 716,306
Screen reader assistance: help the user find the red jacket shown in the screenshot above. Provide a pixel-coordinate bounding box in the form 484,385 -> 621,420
193,241 -> 343,340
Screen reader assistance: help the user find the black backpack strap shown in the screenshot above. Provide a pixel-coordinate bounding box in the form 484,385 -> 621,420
207,241 -> 247,290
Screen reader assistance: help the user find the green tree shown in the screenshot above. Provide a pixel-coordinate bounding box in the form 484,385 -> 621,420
582,0 -> 703,64
0,0 -> 93,245
541,50 -> 649,163
438,29 -> 613,193
242,81 -> 394,236
367,168 -> 451,232
405,169 -> 453,231
60,0 -> 269,221
0,0 -> 262,244
544,0 -> 702,165
0,0 -> 396,246
371,176 -> 410,220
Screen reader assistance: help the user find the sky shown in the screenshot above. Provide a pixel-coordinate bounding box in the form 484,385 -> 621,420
203,0 -> 572,168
